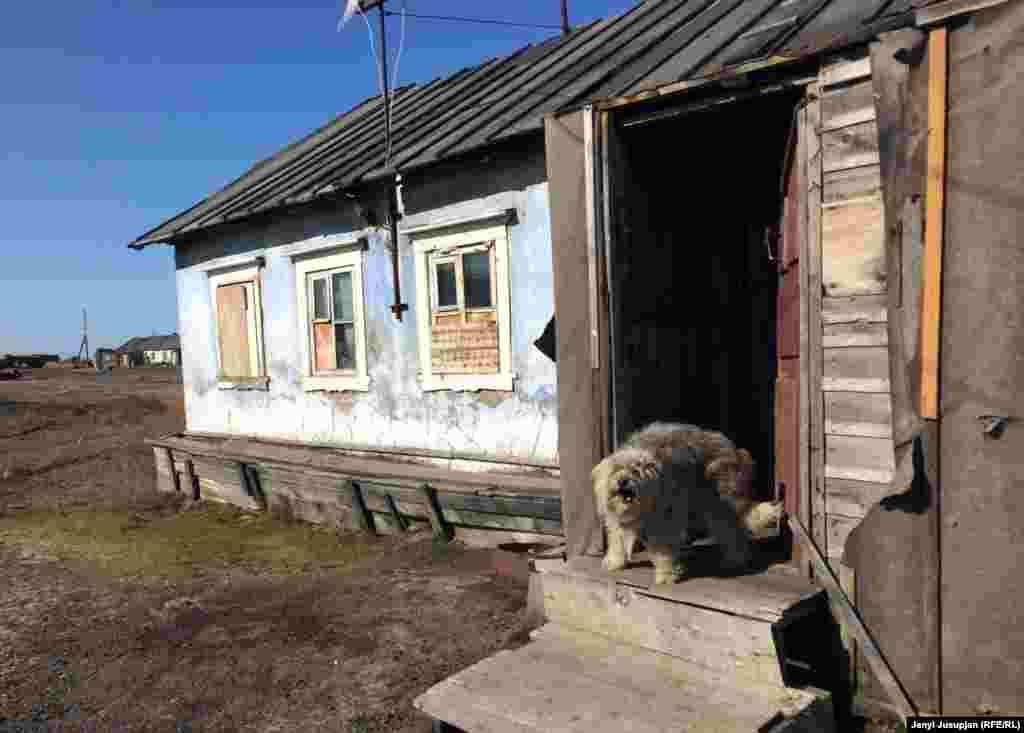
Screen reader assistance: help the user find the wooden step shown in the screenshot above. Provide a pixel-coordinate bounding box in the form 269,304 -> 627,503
531,555 -> 821,687
414,623 -> 834,733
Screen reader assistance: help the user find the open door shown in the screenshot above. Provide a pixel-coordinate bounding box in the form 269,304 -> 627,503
775,114 -> 802,520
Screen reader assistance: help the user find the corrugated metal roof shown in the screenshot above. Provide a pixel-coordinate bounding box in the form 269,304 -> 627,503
130,0 -> 917,248
117,334 -> 180,353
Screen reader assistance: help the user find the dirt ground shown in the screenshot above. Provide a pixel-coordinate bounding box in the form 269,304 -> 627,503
0,367 -> 537,732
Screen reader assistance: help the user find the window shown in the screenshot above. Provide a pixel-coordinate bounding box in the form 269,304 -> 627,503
293,246 -> 369,392
412,222 -> 514,392
208,264 -> 267,387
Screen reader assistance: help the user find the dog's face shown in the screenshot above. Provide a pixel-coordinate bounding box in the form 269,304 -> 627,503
592,448 -> 660,524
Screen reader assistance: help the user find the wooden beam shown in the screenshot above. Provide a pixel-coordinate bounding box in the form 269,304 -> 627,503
419,483 -> 454,541
183,458 -> 199,501
916,0 -> 1011,26
805,84 -> 828,559
346,480 -> 376,534
921,27 -> 948,420
384,494 -> 409,532
583,105 -> 600,370
788,517 -> 919,721
162,448 -> 181,493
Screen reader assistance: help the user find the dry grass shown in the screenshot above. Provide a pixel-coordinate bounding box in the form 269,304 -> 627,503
0,502 -> 376,578
0,369 -> 535,733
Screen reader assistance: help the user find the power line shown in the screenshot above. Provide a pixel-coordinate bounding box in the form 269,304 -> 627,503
382,10 -> 563,30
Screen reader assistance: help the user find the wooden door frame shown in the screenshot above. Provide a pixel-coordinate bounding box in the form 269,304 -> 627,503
548,81 -> 820,563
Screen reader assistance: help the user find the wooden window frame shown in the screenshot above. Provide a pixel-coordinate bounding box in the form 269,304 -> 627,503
294,246 -> 369,393
208,264 -> 268,389
412,222 -> 514,392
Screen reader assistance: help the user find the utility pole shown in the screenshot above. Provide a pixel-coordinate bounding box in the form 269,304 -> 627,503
561,0 -> 570,35
77,307 -> 90,362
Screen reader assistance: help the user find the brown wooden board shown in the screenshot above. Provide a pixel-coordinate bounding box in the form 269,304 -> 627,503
940,3 -> 1024,715
825,478 -> 894,520
825,392 -> 893,438
215,283 -> 252,378
822,195 -> 886,297
823,347 -> 891,393
544,555 -> 820,624
805,87 -> 827,558
822,79 -> 878,132
825,435 -> 895,485
823,165 -> 882,205
545,110 -> 607,559
777,268 -> 801,359
537,570 -> 786,687
414,622 -> 832,733
823,322 -> 888,348
151,434 -> 561,496
822,121 -> 882,173
822,295 -> 888,325
795,98 -> 812,577
777,361 -> 800,516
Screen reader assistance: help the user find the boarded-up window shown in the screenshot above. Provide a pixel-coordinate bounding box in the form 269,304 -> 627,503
215,282 -> 256,378
430,243 -> 499,374
307,268 -> 358,374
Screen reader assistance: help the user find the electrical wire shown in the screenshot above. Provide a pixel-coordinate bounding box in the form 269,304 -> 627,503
386,0 -> 407,168
383,10 -> 562,30
391,0 -> 407,91
350,3 -> 395,172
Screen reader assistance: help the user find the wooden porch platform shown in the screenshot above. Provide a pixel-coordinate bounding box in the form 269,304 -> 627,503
415,623 -> 833,732
415,553 -> 835,732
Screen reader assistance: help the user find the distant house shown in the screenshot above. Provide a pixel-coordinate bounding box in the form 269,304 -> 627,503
116,334 -> 180,367
0,354 -> 60,369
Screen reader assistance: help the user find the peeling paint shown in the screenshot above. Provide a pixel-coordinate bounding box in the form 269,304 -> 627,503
175,180 -> 558,464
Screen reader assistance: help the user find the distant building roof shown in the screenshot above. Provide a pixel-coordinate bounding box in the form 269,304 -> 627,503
116,334 -> 180,353
129,0 -> 920,249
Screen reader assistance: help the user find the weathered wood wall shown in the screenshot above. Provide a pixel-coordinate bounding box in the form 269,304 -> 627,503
151,436 -> 565,548
813,52 -> 899,707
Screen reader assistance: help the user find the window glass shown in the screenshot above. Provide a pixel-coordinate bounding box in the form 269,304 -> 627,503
436,261 -> 457,308
312,277 -> 330,320
332,271 -> 354,322
463,251 -> 492,308
335,323 -> 355,370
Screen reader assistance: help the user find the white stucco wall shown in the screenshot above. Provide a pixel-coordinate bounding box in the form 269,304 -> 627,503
174,181 -> 558,464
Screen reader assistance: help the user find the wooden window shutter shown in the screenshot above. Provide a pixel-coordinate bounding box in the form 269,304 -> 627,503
216,283 -> 252,378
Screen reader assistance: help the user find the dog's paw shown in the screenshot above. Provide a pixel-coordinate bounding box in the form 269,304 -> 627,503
602,553 -> 626,572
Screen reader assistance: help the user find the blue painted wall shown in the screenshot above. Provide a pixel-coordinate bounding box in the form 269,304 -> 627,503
173,177 -> 558,465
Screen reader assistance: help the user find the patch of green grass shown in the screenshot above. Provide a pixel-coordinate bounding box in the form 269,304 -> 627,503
350,717 -> 370,733
0,503 -> 373,577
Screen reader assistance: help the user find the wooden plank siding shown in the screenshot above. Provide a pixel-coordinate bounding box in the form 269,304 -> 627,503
814,54 -> 897,699
148,438 -> 565,547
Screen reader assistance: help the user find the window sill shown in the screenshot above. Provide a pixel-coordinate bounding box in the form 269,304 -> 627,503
218,377 -> 270,391
303,375 -> 371,393
420,373 -> 515,392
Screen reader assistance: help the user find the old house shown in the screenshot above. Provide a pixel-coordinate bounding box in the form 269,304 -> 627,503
131,0 -> 1024,729
116,334 -> 181,367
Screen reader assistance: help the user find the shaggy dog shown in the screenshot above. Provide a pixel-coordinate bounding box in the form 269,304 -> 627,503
592,422 -> 784,585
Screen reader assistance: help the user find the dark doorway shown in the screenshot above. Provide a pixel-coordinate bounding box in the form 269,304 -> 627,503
609,90 -> 802,502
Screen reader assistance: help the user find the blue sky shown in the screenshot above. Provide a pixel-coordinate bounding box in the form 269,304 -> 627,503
1,0 -> 634,356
